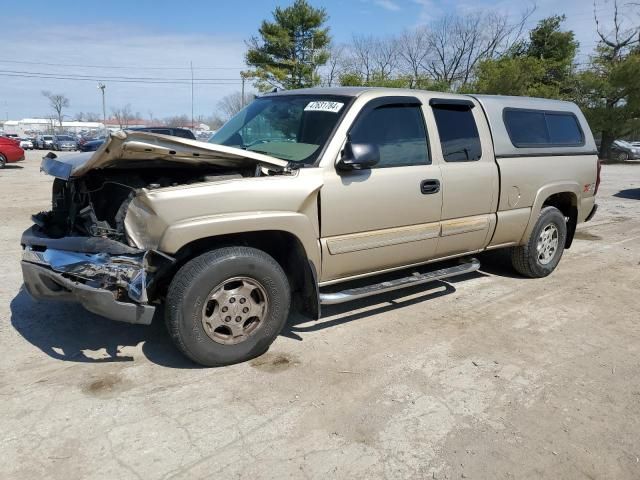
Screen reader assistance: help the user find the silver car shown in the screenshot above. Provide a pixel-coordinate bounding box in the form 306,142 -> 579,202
52,135 -> 77,151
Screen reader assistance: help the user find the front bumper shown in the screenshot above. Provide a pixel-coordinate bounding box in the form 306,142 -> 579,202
22,261 -> 155,324
20,242 -> 162,325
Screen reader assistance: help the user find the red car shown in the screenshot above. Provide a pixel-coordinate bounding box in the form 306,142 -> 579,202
0,136 -> 25,168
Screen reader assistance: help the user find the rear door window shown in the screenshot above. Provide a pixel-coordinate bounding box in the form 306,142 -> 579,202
432,105 -> 482,162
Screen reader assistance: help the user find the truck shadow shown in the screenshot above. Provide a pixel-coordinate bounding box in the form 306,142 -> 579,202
614,188 -> 640,200
282,277 -> 467,340
11,269 -> 496,365
10,287 -> 198,369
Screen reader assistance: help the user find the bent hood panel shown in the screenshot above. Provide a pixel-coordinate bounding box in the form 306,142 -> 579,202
41,130 -> 290,180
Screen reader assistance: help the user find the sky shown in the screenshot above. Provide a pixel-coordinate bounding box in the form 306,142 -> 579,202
0,0 -> 633,121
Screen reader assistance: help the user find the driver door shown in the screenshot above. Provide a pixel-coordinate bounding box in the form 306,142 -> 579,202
320,97 -> 443,282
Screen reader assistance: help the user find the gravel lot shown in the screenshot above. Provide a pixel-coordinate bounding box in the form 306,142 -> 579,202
1,150 -> 639,479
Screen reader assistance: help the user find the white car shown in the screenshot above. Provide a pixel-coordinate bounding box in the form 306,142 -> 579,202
19,139 -> 34,150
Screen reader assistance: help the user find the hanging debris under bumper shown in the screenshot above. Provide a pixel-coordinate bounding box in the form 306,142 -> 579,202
21,261 -> 156,324
20,242 -> 173,325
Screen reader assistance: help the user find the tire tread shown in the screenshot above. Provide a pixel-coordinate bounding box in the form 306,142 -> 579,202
165,246 -> 289,366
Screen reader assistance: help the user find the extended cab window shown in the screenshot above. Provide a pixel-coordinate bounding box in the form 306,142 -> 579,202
349,105 -> 429,167
504,109 -> 584,147
432,104 -> 481,162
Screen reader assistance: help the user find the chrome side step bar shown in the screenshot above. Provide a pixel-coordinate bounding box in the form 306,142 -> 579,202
319,258 -> 480,305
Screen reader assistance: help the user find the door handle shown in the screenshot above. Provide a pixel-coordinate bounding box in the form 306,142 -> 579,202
420,179 -> 440,194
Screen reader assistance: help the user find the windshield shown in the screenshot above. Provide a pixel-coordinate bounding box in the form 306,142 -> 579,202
209,95 -> 351,164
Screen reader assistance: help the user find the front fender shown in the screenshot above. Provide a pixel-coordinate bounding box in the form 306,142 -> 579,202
158,211 -> 322,273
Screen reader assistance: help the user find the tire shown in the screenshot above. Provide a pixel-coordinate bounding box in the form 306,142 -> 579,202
166,246 -> 291,367
617,151 -> 629,161
0,154 -> 6,168
511,206 -> 567,278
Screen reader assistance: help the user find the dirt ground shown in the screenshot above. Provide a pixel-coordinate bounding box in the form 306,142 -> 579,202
1,150 -> 639,480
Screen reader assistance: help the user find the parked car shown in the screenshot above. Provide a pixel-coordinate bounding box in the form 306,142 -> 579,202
1,135 -> 20,145
35,135 -> 55,150
127,126 -> 196,140
78,137 -> 106,152
52,135 -> 77,151
611,140 -> 640,160
0,135 -> 25,168
19,138 -> 34,150
21,88 -> 600,366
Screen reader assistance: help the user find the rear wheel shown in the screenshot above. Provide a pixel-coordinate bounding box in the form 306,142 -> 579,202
617,151 -> 629,161
166,246 -> 291,366
511,206 -> 567,278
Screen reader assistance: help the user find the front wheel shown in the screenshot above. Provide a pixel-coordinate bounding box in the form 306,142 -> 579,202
510,206 -> 567,278
0,154 -> 6,168
165,246 -> 291,366
617,151 -> 629,161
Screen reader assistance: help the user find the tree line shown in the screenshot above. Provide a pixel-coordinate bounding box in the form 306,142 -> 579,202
244,0 -> 640,158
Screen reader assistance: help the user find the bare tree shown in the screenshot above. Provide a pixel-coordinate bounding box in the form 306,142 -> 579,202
594,0 -> 640,61
397,26 -> 431,87
111,104 -> 134,129
42,91 -> 70,129
322,43 -> 347,86
348,35 -> 377,83
424,8 -> 533,87
164,115 -> 190,127
85,112 -> 102,122
217,92 -> 252,120
372,36 -> 400,80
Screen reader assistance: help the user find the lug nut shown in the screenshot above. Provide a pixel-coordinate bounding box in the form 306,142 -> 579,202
225,316 -> 231,322
229,297 -> 236,303
243,307 -> 249,313
235,316 -> 242,322
239,298 -> 246,304
221,306 -> 228,312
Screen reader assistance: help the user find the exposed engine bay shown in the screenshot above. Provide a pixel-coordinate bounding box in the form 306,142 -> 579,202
20,131 -> 294,323
32,165 -> 249,246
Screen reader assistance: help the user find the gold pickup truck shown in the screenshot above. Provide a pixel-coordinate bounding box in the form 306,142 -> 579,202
21,87 -> 600,366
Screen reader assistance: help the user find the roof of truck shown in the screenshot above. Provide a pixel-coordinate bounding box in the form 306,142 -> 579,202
267,87 -> 598,157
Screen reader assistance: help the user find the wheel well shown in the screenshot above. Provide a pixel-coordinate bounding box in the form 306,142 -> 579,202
156,231 -> 320,320
542,192 -> 578,248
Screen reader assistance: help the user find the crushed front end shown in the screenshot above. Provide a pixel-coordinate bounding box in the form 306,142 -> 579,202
20,132 -> 289,324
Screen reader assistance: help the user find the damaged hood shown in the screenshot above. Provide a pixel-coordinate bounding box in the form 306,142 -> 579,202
41,130 -> 291,180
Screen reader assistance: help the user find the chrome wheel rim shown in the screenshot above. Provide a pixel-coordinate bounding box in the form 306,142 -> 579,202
201,276 -> 268,345
537,223 -> 559,265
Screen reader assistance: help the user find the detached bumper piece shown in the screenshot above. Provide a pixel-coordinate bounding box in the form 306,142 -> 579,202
21,247 -> 156,325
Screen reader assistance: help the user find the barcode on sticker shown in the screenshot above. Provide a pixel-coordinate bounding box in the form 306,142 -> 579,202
304,101 -> 344,113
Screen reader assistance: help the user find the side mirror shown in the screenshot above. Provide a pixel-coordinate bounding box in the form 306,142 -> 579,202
337,141 -> 380,171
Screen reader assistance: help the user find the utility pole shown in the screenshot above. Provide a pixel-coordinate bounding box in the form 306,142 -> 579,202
98,82 -> 106,131
240,71 -> 251,107
190,61 -> 194,129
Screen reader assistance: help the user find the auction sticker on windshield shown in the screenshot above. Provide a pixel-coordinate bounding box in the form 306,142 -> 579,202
304,101 -> 344,113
